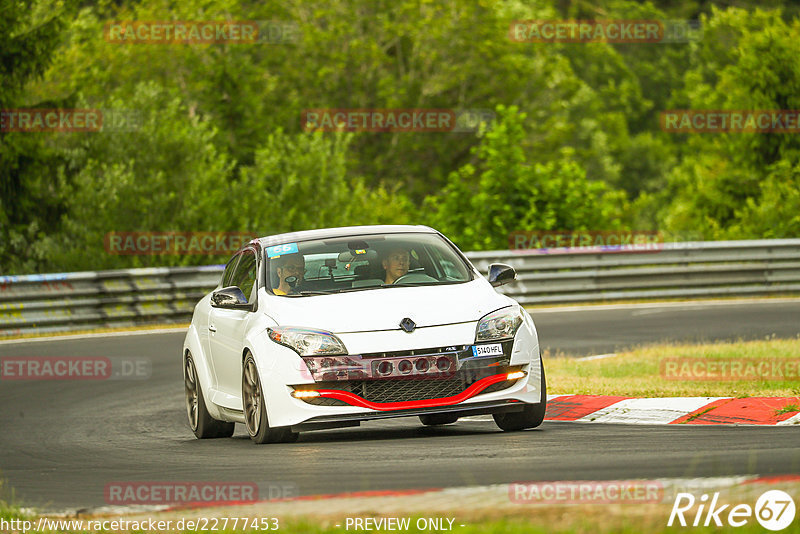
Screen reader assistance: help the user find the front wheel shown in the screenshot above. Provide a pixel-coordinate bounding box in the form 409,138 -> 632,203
242,353 -> 298,444
493,359 -> 547,432
184,352 -> 234,439
419,413 -> 459,426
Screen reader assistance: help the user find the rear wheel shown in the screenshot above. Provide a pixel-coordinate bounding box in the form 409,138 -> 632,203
419,413 -> 459,426
184,352 -> 234,439
242,353 -> 298,444
493,359 -> 547,432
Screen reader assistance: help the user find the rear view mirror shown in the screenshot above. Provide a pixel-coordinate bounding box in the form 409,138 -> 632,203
487,263 -> 516,287
211,286 -> 250,309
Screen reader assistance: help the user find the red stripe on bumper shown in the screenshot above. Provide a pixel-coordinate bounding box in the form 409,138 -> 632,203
316,372 -> 519,411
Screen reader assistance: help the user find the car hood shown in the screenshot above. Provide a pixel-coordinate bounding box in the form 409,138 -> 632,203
265,278 -> 514,333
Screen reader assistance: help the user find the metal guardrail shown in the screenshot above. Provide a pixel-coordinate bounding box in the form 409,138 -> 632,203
470,239 -> 800,305
0,266 -> 224,337
2,239 -> 799,337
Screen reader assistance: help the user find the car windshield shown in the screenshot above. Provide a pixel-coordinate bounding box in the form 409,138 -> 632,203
266,232 -> 473,296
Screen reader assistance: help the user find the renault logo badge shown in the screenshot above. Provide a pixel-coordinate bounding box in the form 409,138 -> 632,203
399,318 -> 416,333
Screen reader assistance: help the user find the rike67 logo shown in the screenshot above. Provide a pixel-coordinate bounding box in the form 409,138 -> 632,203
668,490 -> 796,531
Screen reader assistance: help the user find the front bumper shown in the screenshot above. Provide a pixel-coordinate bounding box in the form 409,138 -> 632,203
291,399 -> 527,432
256,317 -> 542,428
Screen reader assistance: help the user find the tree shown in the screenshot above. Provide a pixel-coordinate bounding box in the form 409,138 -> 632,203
0,0 -> 71,273
660,7 -> 800,239
45,82 -> 236,270
425,106 -> 629,251
232,129 -> 415,235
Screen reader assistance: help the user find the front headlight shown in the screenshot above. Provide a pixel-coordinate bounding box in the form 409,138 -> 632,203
267,327 -> 348,356
475,306 -> 524,342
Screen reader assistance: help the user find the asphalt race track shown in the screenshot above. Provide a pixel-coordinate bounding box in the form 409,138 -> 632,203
532,299 -> 800,356
0,300 -> 798,512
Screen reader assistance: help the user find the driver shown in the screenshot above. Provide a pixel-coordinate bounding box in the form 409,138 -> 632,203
382,247 -> 410,285
273,253 -> 305,295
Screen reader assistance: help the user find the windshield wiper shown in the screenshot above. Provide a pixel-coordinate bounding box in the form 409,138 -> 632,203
320,283 -> 429,294
336,286 -> 383,293
285,290 -> 336,296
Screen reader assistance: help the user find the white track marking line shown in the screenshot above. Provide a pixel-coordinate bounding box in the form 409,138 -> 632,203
0,327 -> 187,345
577,397 -> 729,425
527,297 -> 800,314
777,412 -> 800,425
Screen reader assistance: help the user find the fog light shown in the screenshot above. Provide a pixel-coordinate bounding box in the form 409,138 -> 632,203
507,371 -> 525,380
377,361 -> 394,376
292,390 -> 320,399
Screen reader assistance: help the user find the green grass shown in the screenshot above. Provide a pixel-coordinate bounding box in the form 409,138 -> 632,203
0,479 -> 28,522
546,338 -> 800,397
775,403 -> 800,415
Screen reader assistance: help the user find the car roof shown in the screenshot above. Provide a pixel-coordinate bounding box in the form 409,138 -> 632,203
253,225 -> 439,248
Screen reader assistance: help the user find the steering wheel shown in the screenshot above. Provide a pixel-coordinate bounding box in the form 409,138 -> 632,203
393,272 -> 438,284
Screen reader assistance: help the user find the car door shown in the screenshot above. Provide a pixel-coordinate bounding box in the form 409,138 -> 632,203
208,248 -> 258,399
202,253 -> 241,383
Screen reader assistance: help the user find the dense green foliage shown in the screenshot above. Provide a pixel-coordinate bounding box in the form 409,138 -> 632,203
1,0 -> 70,272
2,0 -> 799,273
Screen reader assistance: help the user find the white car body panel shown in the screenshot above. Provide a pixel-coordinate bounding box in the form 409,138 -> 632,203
266,278 -> 511,333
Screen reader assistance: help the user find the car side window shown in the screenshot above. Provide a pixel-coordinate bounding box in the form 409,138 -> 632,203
221,254 -> 240,287
230,250 -> 257,303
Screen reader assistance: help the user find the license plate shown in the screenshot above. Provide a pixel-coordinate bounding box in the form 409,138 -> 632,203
472,344 -> 503,357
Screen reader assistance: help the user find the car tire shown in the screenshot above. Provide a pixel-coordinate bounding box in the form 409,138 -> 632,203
493,358 -> 547,432
419,413 -> 459,426
185,352 -> 235,439
242,353 -> 298,444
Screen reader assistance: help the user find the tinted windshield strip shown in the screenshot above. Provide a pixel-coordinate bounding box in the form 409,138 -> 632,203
265,232 -> 473,296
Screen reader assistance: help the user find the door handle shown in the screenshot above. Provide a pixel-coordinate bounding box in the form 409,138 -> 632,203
209,325 -> 217,333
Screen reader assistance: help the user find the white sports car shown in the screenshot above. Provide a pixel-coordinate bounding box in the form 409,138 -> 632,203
183,225 -> 546,444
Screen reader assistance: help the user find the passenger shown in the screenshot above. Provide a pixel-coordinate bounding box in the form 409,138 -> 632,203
273,253 -> 305,295
382,247 -> 410,285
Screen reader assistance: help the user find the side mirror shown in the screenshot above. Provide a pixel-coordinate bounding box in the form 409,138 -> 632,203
211,286 -> 251,309
487,263 -> 516,287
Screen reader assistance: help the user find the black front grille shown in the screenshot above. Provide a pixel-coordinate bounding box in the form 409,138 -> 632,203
357,376 -> 466,403
297,365 -> 522,406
